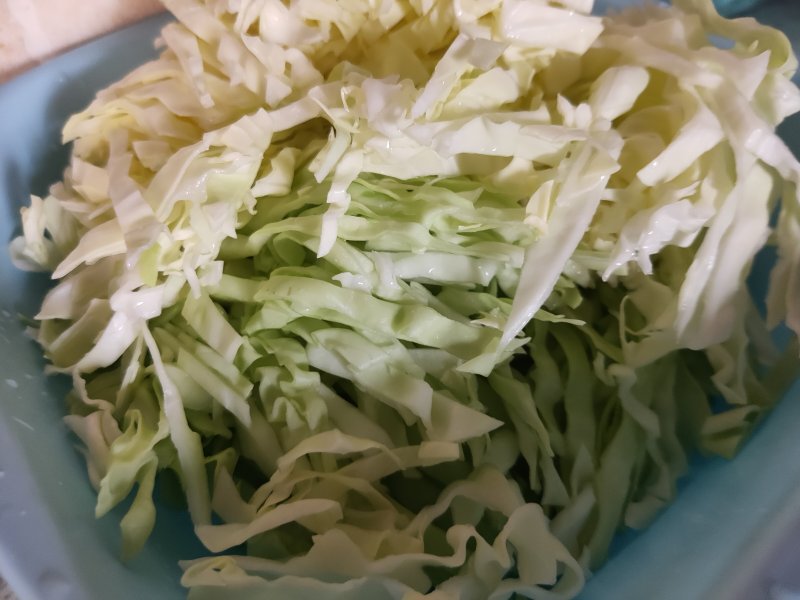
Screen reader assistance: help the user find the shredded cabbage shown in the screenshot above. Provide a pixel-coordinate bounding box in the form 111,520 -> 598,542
11,0 -> 800,598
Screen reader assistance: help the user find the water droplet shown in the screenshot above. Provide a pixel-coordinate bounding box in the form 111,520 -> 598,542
5,379 -> 18,389
0,471 -> 5,479
19,509 -> 27,517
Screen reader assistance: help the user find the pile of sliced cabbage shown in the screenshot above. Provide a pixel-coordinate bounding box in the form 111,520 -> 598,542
12,0 -> 800,597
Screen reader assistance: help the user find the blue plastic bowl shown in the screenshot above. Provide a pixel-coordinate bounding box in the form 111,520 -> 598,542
715,0 -> 764,17
1,3 -> 799,599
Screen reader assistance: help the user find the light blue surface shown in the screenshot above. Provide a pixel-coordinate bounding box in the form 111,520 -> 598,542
0,4 -> 799,600
714,0 -> 764,17
0,14 -> 198,600
599,0 -> 768,14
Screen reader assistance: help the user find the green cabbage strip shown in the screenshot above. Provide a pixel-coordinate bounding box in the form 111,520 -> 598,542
11,0 -> 800,598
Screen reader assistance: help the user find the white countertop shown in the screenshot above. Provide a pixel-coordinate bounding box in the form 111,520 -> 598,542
0,0 -> 163,82
0,581 -> 14,600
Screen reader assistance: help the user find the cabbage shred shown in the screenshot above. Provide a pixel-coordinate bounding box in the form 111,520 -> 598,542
11,0 -> 800,598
